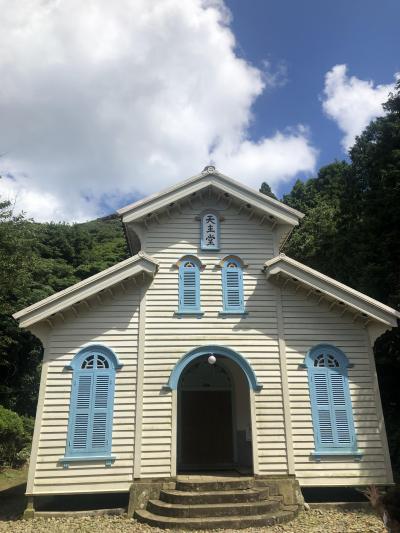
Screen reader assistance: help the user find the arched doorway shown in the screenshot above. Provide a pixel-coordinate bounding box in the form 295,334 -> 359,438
178,357 -> 234,470
170,347 -> 260,473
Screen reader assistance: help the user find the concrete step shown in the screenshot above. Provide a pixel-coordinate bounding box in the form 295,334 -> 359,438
34,508 -> 125,518
135,507 -> 298,530
160,487 -> 269,505
175,476 -> 254,492
147,498 -> 280,518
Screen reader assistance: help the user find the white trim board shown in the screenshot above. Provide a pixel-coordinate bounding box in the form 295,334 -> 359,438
117,168 -> 304,227
13,252 -> 159,328
264,254 -> 400,327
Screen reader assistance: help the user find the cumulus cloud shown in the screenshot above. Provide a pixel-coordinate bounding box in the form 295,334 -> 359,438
0,0 -> 317,222
322,64 -> 399,150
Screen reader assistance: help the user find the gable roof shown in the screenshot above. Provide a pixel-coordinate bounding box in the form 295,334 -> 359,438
117,166 -> 304,227
13,252 -> 158,328
264,254 -> 400,327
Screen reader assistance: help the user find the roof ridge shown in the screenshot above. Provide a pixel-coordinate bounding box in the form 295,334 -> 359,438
117,167 -> 304,225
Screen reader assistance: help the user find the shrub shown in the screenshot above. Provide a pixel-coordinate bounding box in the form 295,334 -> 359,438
0,406 -> 34,467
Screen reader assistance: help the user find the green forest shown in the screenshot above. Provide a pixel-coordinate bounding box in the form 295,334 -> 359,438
1,83 -> 399,475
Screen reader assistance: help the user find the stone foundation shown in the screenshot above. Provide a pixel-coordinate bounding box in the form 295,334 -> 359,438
254,475 -> 304,506
127,478 -> 176,517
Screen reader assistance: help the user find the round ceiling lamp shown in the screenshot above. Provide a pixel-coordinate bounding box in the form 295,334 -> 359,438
208,354 -> 216,365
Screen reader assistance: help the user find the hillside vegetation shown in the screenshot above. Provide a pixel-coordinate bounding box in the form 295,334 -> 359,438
1,82 -> 399,473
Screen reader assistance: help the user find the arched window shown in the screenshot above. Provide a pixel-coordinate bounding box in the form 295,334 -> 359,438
222,258 -> 244,313
305,344 -> 358,456
200,211 -> 220,250
178,257 -> 201,313
63,345 -> 122,466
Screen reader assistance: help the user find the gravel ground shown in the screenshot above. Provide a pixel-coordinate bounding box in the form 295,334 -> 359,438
0,510 -> 386,533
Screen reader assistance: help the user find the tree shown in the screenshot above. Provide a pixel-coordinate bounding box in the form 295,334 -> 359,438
259,182 -> 277,200
282,161 -> 349,278
0,203 -> 129,416
283,83 -> 400,473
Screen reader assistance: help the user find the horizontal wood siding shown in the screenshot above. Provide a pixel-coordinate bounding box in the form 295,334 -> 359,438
32,281 -> 141,494
141,197 -> 285,477
281,284 -> 391,486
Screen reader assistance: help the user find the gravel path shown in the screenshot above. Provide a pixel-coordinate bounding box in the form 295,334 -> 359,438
0,510 -> 386,533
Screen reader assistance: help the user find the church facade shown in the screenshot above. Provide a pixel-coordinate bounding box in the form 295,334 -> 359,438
14,167 -> 398,516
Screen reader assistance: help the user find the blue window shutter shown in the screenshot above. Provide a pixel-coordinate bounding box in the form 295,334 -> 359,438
329,372 -> 353,446
307,346 -> 357,452
71,374 -> 92,452
66,349 -> 117,459
179,261 -> 200,312
312,370 -> 334,447
91,374 -> 111,450
222,261 -> 244,312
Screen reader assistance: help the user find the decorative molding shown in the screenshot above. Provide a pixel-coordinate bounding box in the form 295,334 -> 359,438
275,285 -> 295,475
65,343 -> 123,371
25,352 -> 50,496
133,284 -> 147,479
174,255 -> 206,270
165,345 -> 262,392
60,456 -> 116,469
217,255 -> 248,269
201,165 -> 217,174
311,451 -> 362,462
265,254 -> 399,327
13,253 -> 158,328
118,170 -> 303,233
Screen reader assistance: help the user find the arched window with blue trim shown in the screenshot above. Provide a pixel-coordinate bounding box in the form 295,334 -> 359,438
178,257 -> 201,313
63,345 -> 122,466
222,258 -> 244,313
305,344 -> 358,456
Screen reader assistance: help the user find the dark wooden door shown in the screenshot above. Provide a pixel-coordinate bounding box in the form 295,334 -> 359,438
180,390 -> 234,468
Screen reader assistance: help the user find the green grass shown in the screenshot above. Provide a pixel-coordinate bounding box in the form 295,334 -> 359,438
0,467 -> 28,520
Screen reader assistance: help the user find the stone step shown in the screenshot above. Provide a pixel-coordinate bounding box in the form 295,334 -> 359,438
148,498 -> 280,518
135,507 -> 298,530
175,476 -> 254,492
160,487 -> 269,505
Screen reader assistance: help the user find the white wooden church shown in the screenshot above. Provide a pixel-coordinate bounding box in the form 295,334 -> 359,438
14,167 -> 399,527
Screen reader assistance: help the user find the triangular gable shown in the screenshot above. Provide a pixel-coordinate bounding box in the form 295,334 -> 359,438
13,252 -> 158,328
118,166 -> 304,227
264,254 -> 400,327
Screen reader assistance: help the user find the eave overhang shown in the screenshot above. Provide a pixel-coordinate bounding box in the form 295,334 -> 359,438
117,167 -> 304,228
13,252 -> 158,328
264,254 -> 400,327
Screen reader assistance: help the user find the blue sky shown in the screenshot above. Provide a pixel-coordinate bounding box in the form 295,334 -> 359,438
226,0 -> 400,196
0,0 -> 399,221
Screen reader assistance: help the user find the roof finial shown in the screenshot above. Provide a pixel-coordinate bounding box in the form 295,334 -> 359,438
202,161 -> 216,175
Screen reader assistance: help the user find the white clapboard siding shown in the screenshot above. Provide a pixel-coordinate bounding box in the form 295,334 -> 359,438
140,196 -> 283,477
281,285 -> 391,486
32,282 -> 141,495
32,189 -> 392,493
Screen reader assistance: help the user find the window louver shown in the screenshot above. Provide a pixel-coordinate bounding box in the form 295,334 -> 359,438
179,259 -> 200,312
67,352 -> 114,458
222,260 -> 244,312
307,347 -> 356,453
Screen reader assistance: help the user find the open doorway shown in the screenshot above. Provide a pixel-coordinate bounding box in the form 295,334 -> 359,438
177,355 -> 253,473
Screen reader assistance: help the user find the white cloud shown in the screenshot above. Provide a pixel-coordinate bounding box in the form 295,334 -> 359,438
0,0 -> 317,222
218,126 -> 317,189
262,59 -> 288,89
322,64 -> 398,150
